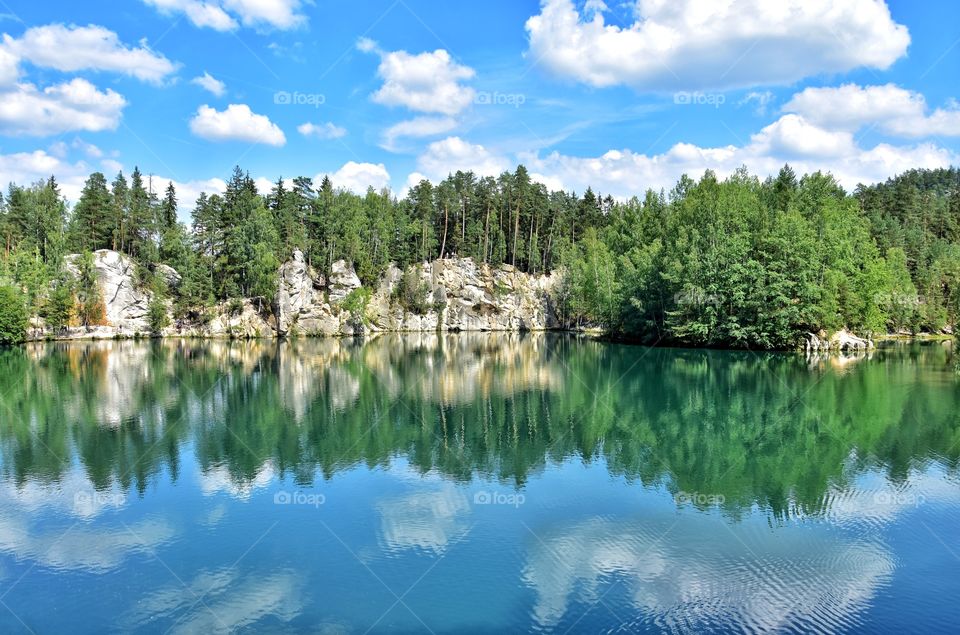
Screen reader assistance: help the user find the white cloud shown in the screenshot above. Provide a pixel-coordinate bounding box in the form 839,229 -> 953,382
752,114 -> 855,158
0,45 -> 18,87
191,71 -> 226,97
189,104 -> 286,146
145,0 -> 238,30
739,90 -> 775,115
415,137 -> 510,182
520,117 -> 957,197
356,36 -> 378,54
382,116 -> 458,151
3,24 -> 178,84
0,149 -> 94,201
402,171 -> 430,197
297,121 -> 347,140
319,161 -> 391,194
185,2 -> 239,30
0,78 -> 126,136
223,0 -> 305,29
783,83 -> 960,137
101,158 -> 124,174
525,0 -> 910,90
72,138 -> 104,158
362,41 -> 476,116
143,0 -> 305,30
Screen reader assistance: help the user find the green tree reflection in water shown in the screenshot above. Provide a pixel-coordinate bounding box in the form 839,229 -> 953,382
0,335 -> 958,519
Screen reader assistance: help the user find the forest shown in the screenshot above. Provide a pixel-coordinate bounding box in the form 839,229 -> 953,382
0,163 -> 958,348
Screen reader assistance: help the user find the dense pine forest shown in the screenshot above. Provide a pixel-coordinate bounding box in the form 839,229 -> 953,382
0,164 -> 958,348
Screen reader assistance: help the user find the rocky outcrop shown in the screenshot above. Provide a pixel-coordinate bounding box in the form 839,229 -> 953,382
805,329 -> 875,353
328,260 -> 362,303
367,259 -> 559,333
64,250 -> 151,334
36,250 -> 561,340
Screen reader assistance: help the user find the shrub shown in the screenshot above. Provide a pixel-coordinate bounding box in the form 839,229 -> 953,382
45,278 -> 76,331
392,268 -> 433,315
0,284 -> 28,345
148,296 -> 170,335
75,253 -> 107,327
342,287 -> 372,317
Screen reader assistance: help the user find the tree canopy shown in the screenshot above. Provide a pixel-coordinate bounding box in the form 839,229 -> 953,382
1,163 -> 958,348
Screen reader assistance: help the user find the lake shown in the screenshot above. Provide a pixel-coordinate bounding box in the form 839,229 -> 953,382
0,334 -> 958,634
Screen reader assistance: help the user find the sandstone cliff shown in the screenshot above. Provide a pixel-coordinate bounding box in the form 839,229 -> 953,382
34,250 -> 561,340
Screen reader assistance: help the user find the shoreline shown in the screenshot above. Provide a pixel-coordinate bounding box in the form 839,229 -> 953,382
19,326 -> 954,352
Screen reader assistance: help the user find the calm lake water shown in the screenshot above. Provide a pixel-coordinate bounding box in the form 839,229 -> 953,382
0,334 -> 958,634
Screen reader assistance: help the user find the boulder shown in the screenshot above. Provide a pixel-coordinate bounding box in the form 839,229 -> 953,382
328,260 -> 362,303
155,264 -> 182,289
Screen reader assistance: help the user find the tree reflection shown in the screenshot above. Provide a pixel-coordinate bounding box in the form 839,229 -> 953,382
0,335 -> 957,517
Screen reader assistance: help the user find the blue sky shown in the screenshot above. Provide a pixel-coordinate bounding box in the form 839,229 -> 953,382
0,0 -> 957,219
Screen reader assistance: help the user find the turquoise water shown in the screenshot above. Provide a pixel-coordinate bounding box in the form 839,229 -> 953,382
0,335 -> 958,633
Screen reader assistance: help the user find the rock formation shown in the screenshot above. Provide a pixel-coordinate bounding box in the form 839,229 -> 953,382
805,329 -> 875,354
35,249 -> 561,340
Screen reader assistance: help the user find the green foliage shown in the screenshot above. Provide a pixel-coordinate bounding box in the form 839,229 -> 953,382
0,284 -> 27,344
3,161 -> 960,347
392,268 -> 433,315
341,287 -> 371,315
148,296 -> 169,335
74,253 -> 106,327
1,337 -> 958,515
45,275 -> 75,331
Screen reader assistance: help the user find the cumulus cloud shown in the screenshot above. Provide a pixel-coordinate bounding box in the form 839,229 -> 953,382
381,116 -> 458,151
519,119 -> 956,197
0,78 -> 126,136
0,45 -> 18,87
190,71 -> 226,97
189,104 -> 286,146
361,40 -> 476,116
783,83 -> 960,137
0,149 -> 99,202
222,0 -> 305,29
3,24 -> 178,84
319,161 -> 391,194
297,121 -> 347,140
143,0 -> 305,30
145,0 -> 237,30
415,137 -> 510,182
752,114 -> 855,158
525,0 -> 910,91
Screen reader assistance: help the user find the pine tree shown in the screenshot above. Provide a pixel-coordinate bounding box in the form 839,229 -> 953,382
68,173 -> 114,253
